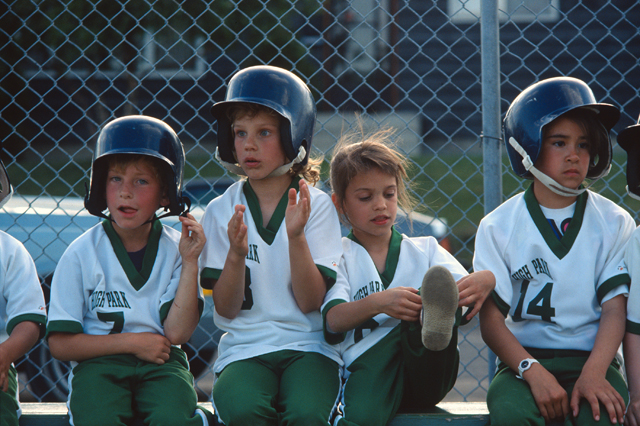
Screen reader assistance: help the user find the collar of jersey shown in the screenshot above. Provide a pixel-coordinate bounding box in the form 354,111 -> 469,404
524,184 -> 587,260
242,178 -> 299,246
347,226 -> 402,289
102,216 -> 161,291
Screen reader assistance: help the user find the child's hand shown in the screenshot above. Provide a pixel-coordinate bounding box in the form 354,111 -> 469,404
457,270 -> 495,320
571,368 -> 626,424
178,212 -> 206,264
375,287 -> 422,322
129,332 -> 172,364
626,393 -> 640,426
523,362 -> 570,422
286,179 -> 311,240
227,204 -> 248,259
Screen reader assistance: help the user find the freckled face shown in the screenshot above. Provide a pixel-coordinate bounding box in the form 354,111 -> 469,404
233,111 -> 287,181
105,161 -> 168,231
339,168 -> 398,243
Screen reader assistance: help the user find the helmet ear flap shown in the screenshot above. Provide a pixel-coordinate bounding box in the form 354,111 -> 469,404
84,115 -> 187,219
619,116 -> 640,198
0,158 -> 13,210
626,146 -> 640,198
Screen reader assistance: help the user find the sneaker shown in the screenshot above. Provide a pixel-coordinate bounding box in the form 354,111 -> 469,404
421,265 -> 459,351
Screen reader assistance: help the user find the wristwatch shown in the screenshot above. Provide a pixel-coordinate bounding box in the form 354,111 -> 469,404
516,358 -> 539,379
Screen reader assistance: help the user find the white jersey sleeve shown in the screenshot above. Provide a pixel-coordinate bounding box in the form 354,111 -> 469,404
625,226 -> 640,334
0,231 -> 46,343
322,229 -> 467,368
474,187 -> 634,351
47,220 -> 199,338
199,180 -> 343,373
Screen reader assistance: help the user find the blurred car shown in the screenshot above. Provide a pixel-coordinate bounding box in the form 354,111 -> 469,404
0,193 -> 222,401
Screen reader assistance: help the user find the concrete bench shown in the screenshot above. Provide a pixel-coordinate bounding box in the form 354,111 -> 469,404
19,402 -> 490,426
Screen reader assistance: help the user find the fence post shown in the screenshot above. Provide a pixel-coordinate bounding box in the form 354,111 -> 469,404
480,0 -> 502,382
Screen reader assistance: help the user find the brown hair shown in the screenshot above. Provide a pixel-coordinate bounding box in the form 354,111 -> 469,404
227,103 -> 321,185
330,126 -> 415,226
105,154 -> 169,196
544,108 -> 607,169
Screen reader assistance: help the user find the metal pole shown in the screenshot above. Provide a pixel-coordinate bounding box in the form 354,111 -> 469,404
480,0 -> 502,381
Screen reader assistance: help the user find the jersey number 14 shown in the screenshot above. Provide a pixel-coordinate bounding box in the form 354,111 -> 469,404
512,280 -> 556,323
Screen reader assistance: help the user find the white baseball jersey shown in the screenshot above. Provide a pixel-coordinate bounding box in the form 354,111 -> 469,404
322,228 -> 468,368
199,179 -> 343,374
0,230 -> 46,343
47,220 -> 203,347
624,226 -> 640,335
474,186 -> 634,351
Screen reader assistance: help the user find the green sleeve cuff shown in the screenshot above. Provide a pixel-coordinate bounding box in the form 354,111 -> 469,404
491,290 -> 510,317
322,299 -> 347,345
317,265 -> 337,290
627,319 -> 640,335
7,314 -> 47,339
597,274 -> 630,304
200,267 -> 222,290
46,320 -> 84,340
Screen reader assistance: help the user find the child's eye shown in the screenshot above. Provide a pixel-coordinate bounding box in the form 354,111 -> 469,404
385,191 -> 396,199
137,179 -> 149,185
358,195 -> 371,202
260,129 -> 271,137
108,176 -> 121,183
579,142 -> 591,150
235,130 -> 246,138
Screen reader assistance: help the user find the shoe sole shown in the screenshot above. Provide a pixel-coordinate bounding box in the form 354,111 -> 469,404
421,265 -> 459,351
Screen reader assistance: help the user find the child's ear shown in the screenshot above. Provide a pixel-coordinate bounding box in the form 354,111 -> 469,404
331,193 -> 342,214
160,192 -> 170,208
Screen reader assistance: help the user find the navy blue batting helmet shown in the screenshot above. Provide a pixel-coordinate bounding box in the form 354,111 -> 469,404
618,114 -> 640,199
504,76 -> 619,180
0,158 -> 12,210
84,115 -> 188,218
211,65 -> 316,171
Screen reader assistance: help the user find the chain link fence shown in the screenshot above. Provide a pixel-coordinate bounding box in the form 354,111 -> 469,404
1,0 -> 638,403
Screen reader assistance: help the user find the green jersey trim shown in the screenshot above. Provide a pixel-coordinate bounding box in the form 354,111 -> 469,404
596,274 -> 630,305
6,313 -> 46,338
491,290 -> 511,317
317,264 -> 337,290
627,319 -> 640,335
243,179 -> 298,246
46,319 -> 84,338
102,218 -> 162,291
200,267 -> 222,290
524,185 -> 587,260
322,298 -> 347,345
347,226 -> 402,289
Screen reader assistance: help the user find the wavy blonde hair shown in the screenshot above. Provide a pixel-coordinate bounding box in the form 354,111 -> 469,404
227,103 -> 322,185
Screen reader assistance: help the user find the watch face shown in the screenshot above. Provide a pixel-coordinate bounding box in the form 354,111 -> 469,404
521,360 -> 529,369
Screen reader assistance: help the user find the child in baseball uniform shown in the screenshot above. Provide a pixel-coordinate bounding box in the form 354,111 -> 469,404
322,128 -> 495,426
617,114 -> 640,426
46,115 -> 210,426
200,65 -> 343,425
0,158 -> 47,426
474,77 -> 634,426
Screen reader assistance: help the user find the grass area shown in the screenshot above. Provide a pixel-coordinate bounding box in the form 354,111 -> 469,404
9,148 -> 639,269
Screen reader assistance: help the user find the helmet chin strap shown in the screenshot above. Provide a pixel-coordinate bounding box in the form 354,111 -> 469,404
626,186 -> 640,201
215,146 -> 307,178
508,137 -> 608,197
